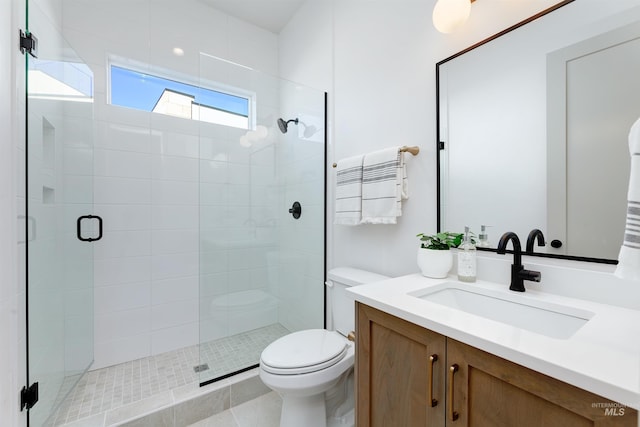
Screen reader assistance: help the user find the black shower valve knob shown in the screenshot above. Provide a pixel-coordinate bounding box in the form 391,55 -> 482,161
289,201 -> 302,219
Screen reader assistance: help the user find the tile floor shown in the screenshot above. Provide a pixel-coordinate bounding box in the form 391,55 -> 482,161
200,324 -> 289,384
187,391 -> 282,427
49,324 -> 290,426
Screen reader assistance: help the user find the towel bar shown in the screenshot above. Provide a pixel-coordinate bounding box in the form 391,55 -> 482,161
332,145 -> 419,168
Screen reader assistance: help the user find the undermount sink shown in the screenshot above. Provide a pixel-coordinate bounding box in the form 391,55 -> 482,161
409,282 -> 594,339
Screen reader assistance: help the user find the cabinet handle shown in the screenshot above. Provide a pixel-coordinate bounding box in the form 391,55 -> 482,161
428,354 -> 438,407
448,364 -> 459,421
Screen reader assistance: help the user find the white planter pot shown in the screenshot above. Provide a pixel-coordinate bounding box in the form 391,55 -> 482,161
417,248 -> 453,279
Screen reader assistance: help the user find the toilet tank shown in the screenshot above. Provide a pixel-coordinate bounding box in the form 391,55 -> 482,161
327,267 -> 390,336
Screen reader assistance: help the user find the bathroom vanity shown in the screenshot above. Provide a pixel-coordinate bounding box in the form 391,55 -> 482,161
349,275 -> 640,426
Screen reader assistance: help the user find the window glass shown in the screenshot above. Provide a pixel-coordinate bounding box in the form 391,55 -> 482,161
110,65 -> 250,129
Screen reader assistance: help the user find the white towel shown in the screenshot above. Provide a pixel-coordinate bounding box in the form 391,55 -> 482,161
361,147 -> 409,224
615,117 -> 640,280
334,154 -> 364,226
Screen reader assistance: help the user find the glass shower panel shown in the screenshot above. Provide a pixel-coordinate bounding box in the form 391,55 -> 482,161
198,53 -> 326,384
274,79 -> 326,334
26,2 -> 95,425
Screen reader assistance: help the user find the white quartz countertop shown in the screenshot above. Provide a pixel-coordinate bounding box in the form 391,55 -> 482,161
347,273 -> 640,409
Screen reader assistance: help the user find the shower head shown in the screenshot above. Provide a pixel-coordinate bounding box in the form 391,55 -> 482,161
277,118 -> 299,134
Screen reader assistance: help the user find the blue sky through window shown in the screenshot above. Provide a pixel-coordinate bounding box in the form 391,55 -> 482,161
110,65 -> 249,116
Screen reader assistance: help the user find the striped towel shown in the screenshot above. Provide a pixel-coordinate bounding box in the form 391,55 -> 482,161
334,155 -> 364,226
360,147 -> 409,224
615,117 -> 640,280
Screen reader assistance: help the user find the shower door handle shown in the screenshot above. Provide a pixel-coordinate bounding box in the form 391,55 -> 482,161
77,215 -> 103,242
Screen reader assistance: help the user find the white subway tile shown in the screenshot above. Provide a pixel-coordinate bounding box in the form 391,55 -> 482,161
93,204 -> 152,231
250,268 -> 271,289
152,131 -> 200,158
198,205 -> 227,229
94,149 -> 152,179
199,250 -> 228,275
94,176 -> 152,205
63,147 -> 94,175
152,180 -> 198,205
199,272 -> 229,298
152,276 -> 199,305
151,229 -> 198,255
151,252 -> 199,280
94,256 -> 151,286
95,307 -> 151,342
199,159 -> 228,183
228,269 -> 252,292
63,175 -> 94,204
94,230 -> 151,259
152,154 -> 199,182
94,281 -> 151,314
199,318 -> 229,343
93,334 -> 151,370
227,163 -> 251,185
228,248 -> 252,271
227,184 -> 251,207
151,205 -> 198,230
151,299 -> 198,330
61,116 -> 94,149
199,183 -> 228,205
95,120 -> 151,153
151,322 -> 198,355
199,137 -> 229,161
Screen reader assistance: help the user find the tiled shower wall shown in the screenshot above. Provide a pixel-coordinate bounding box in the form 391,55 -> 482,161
61,0 -> 280,369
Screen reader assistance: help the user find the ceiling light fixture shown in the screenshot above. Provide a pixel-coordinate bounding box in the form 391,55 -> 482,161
432,0 -> 475,34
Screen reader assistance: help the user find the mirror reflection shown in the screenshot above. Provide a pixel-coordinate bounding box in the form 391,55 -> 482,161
437,1 -> 640,262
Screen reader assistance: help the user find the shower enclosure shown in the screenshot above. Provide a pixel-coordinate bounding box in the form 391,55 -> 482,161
197,53 -> 327,385
24,0 -> 326,425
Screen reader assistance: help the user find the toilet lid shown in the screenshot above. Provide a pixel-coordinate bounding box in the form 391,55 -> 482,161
260,329 -> 348,375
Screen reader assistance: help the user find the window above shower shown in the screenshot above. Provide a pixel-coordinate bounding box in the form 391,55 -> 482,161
108,58 -> 255,129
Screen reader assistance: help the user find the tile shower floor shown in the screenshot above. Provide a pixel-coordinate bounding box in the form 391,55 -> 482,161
50,323 -> 290,426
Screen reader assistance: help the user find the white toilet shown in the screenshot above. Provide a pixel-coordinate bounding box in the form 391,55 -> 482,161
259,267 -> 389,427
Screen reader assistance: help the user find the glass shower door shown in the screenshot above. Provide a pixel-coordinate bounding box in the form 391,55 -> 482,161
197,52 -> 326,384
26,2 -> 96,425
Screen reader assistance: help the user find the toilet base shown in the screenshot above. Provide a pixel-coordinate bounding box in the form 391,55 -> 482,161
259,332 -> 356,427
280,393 -> 326,427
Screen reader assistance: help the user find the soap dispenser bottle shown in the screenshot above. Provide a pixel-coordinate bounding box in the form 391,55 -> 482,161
477,225 -> 491,248
457,226 -> 477,283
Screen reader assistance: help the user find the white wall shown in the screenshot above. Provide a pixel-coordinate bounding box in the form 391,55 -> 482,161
280,0 -> 640,284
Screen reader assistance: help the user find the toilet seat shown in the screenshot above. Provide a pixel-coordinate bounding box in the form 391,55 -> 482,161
260,329 -> 348,375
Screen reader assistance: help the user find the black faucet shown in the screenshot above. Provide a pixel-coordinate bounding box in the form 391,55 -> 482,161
526,229 -> 546,253
496,232 -> 541,292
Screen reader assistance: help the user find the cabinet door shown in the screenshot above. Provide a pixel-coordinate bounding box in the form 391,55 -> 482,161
356,303 -> 447,427
446,338 -> 638,427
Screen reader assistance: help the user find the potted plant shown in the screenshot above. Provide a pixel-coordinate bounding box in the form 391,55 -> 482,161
416,232 -> 463,278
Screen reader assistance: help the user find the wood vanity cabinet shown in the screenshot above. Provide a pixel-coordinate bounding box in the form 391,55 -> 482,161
355,302 -> 446,426
355,303 -> 638,427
